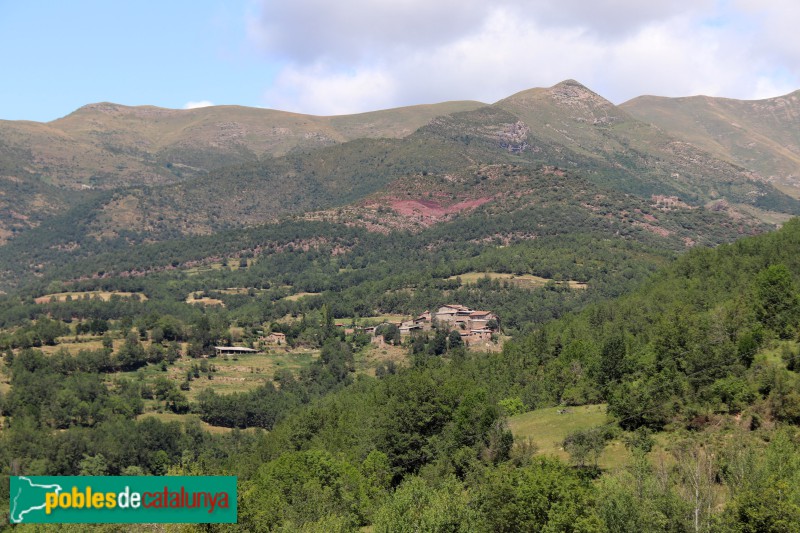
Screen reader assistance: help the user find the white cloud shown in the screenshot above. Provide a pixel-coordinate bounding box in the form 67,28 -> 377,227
183,100 -> 214,109
247,0 -> 800,114
262,65 -> 395,116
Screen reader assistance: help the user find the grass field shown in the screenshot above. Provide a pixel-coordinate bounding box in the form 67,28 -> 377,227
508,404 -> 630,469
449,271 -> 587,290
757,339 -> 797,366
136,412 -> 264,435
38,336 -> 128,356
22,332 -> 411,431
336,314 -> 411,326
355,343 -> 409,376
34,291 -> 148,304
114,348 -> 318,402
282,292 -> 322,301
186,292 -> 225,307
183,259 -> 251,276
217,287 -> 266,295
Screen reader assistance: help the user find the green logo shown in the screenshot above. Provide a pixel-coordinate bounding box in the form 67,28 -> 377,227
9,476 -> 237,524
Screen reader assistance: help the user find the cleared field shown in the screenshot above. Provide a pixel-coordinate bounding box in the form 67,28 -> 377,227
355,343 -> 409,376
34,291 -> 148,304
183,259 -> 251,276
115,349 -> 318,402
136,412 -> 264,435
38,337 -> 113,356
335,314 -> 410,326
217,287 -> 265,295
757,339 -> 797,366
448,271 -> 587,290
282,292 -> 322,301
186,292 -> 225,306
508,404 -> 629,469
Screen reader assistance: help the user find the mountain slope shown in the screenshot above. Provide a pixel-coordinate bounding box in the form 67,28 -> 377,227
621,90 -> 800,197
495,80 -> 798,212
2,87 -> 796,277
2,79 -> 800,267
0,155 -> 770,293
0,99 -> 486,189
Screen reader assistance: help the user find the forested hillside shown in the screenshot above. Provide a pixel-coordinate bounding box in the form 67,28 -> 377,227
3,79 -> 800,532
3,213 -> 800,531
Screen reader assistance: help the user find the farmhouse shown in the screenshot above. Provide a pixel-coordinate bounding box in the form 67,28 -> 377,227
399,322 -> 422,335
260,332 -> 287,345
434,305 -> 498,331
214,346 -> 259,357
362,304 -> 501,343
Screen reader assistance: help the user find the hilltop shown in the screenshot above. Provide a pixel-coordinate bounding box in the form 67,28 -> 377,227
0,99 -> 486,189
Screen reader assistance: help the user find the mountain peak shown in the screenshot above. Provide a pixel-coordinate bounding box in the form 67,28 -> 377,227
551,79 -> 589,89
494,79 -> 625,127
545,79 -> 609,104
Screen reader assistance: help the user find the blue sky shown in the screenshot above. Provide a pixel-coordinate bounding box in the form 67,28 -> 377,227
2,0 -> 799,122
0,1 -> 273,120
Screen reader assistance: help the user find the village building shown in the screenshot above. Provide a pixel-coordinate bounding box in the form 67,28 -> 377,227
260,332 -> 286,345
399,321 -> 422,336
433,305 -> 498,331
468,328 -> 493,342
412,311 -> 433,331
361,304 -> 499,346
435,304 -> 472,322
362,304 -> 500,342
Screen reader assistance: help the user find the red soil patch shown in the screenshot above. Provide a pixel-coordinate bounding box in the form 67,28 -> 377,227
633,221 -> 671,237
388,197 -> 491,219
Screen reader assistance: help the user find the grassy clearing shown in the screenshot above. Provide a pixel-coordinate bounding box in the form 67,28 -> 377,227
282,292 -> 322,301
183,259 -> 251,276
186,292 -> 225,307
757,339 -> 797,366
217,287 -> 266,295
34,291 -> 148,304
39,338 -> 109,355
354,344 -> 409,376
135,412 -> 263,435
449,271 -> 587,290
335,314 -> 410,326
508,404 -> 630,469
115,349 -> 318,402
37,335 -> 135,356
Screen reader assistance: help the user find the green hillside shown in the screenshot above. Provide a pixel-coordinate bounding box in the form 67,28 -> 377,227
496,80 -> 800,210
4,84 -> 798,280
4,213 -> 800,530
1,80 -> 799,262
0,158 -> 770,294
0,99 -> 486,189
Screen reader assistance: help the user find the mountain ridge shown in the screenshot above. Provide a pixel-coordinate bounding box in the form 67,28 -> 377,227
621,89 -> 800,197
1,78 -> 800,268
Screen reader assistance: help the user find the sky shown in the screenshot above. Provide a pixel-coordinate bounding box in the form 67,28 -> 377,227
1,0 -> 799,122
